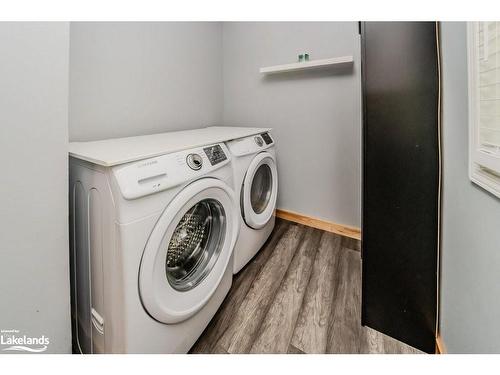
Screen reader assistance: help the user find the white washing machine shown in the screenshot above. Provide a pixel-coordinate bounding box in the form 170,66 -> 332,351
208,128 -> 278,274
69,138 -> 239,353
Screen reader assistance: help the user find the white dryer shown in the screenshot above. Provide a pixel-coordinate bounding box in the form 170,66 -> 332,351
212,129 -> 278,274
69,138 -> 239,353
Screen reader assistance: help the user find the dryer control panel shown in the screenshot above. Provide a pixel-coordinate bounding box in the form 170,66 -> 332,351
112,143 -> 230,200
227,132 -> 275,157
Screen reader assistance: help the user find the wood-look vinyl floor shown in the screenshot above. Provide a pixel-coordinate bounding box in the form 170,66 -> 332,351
190,218 -> 422,354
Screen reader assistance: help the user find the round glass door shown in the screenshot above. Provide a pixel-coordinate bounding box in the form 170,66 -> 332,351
139,178 -> 238,324
242,152 -> 278,230
165,199 -> 226,292
250,164 -> 273,214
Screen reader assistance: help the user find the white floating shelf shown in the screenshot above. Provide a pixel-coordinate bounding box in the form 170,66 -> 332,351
260,56 -> 354,74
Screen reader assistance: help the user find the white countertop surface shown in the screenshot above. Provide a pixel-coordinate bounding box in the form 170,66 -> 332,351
69,126 -> 271,167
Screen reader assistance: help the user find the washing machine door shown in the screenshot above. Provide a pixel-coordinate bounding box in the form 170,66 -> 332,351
139,178 -> 238,324
242,152 -> 278,229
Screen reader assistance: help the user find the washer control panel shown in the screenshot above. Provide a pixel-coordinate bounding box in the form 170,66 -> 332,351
203,144 -> 227,166
112,143 -> 230,200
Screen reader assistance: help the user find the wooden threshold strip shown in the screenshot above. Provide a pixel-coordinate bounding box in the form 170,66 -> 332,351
275,209 -> 361,240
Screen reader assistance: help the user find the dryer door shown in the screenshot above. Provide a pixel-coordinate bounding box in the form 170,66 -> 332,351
139,178 -> 238,324
242,152 -> 278,229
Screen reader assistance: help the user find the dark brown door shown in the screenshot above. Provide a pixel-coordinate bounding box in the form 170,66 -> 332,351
361,22 -> 440,354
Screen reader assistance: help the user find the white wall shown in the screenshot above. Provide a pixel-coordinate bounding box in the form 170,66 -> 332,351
222,22 -> 362,227
440,22 -> 500,353
69,22 -> 223,141
0,23 -> 71,353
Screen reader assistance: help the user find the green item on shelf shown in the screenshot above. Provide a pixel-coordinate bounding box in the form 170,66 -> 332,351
304,53 -> 310,61
298,54 -> 304,62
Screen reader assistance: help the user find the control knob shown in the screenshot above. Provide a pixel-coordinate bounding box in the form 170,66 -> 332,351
186,153 -> 203,170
